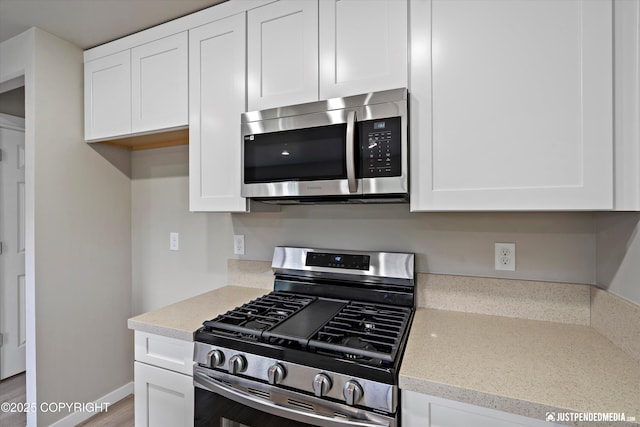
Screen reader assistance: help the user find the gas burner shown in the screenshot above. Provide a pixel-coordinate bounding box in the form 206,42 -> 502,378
244,320 -> 272,330
361,321 -> 376,332
340,336 -> 378,359
266,309 -> 290,320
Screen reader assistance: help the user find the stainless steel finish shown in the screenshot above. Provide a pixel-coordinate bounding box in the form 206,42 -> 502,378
343,381 -> 364,406
346,110 -> 358,193
194,366 -> 394,427
267,363 -> 286,385
228,354 -> 247,375
194,342 -> 397,413
312,373 -> 332,397
271,246 -> 414,285
208,349 -> 225,368
242,88 -> 406,123
241,88 -> 408,201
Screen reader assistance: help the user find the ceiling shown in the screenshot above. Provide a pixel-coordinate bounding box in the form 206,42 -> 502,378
0,0 -> 226,50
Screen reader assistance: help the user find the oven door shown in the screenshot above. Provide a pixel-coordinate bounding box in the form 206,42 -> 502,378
194,366 -> 395,427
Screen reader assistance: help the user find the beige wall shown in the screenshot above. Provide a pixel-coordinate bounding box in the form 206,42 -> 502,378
596,212 -> 640,304
1,28 -> 133,426
132,146 -> 232,314
32,29 -> 132,426
0,86 -> 25,117
132,145 -> 605,314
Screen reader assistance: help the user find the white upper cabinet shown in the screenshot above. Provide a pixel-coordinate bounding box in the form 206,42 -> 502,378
247,0 -> 319,111
189,13 -> 248,212
84,50 -> 131,140
84,32 -> 188,141
410,0 -> 613,211
613,0 -> 640,210
131,32 -> 189,134
319,0 -> 408,99
248,0 -> 408,111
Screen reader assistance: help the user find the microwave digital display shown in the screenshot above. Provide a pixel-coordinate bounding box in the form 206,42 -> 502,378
373,121 -> 386,130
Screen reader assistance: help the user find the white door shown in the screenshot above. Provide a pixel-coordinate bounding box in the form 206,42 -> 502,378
0,114 -> 26,380
410,0 -> 613,211
131,32 -> 189,134
247,0 -> 319,111
189,13 -> 248,212
319,0 -> 408,99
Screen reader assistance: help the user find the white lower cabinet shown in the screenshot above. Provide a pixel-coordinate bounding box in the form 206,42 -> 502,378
402,391 -> 566,427
134,332 -> 194,427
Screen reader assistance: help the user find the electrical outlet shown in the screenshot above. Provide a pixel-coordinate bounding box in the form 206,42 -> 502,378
494,243 -> 515,271
233,235 -> 245,255
169,232 -> 179,251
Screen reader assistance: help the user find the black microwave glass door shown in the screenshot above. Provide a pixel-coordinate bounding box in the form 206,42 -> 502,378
244,124 -> 348,184
195,387 -> 315,427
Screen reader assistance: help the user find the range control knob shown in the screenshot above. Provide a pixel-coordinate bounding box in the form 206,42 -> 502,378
207,349 -> 225,368
267,363 -> 286,385
343,381 -> 364,406
228,355 -> 247,375
312,373 -> 332,397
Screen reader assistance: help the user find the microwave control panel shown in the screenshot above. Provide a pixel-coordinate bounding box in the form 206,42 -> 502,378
360,116 -> 402,178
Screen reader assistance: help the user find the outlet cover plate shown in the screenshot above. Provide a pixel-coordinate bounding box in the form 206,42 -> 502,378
495,242 -> 515,271
234,235 -> 245,255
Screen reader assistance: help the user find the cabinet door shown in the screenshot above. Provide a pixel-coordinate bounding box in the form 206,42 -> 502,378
410,0 -> 613,211
84,50 -> 131,140
134,362 -> 194,427
189,14 -> 247,212
134,331 -> 194,375
131,32 -> 189,134
402,390 -> 567,427
319,0 -> 408,99
613,0 -> 640,210
247,0 -> 318,111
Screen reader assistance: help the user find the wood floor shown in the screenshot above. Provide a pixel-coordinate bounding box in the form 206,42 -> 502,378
0,372 -> 134,427
0,372 -> 26,427
76,394 -> 134,427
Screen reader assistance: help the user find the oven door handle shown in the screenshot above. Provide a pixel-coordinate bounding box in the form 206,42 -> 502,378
346,110 -> 358,194
194,371 -> 390,427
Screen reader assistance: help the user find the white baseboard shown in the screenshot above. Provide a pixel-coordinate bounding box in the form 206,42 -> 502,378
47,382 -> 134,427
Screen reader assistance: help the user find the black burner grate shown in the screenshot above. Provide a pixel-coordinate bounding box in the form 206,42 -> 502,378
308,302 -> 411,362
202,292 -> 315,338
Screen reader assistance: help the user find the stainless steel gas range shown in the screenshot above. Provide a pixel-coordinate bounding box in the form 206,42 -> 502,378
193,247 -> 415,427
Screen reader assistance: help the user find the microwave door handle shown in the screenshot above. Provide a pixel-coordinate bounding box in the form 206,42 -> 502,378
346,110 -> 358,193
194,370 -> 389,427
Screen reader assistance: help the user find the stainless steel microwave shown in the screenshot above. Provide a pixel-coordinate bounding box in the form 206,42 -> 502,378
240,88 -> 408,204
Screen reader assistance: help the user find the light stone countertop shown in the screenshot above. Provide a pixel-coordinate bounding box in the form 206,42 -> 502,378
127,286 -> 269,341
399,308 -> 640,427
127,285 -> 639,426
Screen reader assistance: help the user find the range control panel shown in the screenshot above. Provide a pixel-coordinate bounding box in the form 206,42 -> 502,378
360,116 -> 402,178
305,252 -> 371,270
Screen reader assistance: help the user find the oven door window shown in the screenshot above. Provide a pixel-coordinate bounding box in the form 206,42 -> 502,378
196,387 -> 315,427
244,124 -> 348,184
